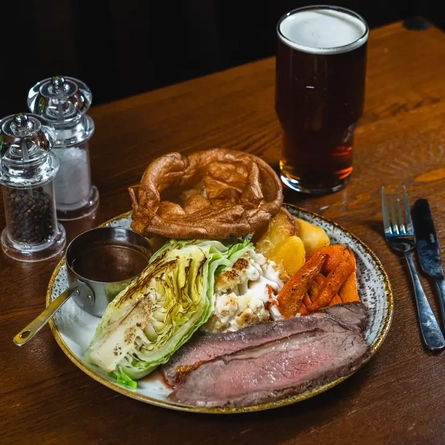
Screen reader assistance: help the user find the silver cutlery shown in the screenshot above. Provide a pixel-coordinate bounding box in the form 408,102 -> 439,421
412,198 -> 445,332
381,185 -> 445,351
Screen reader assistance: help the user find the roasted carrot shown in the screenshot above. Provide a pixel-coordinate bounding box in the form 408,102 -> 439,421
329,294 -> 343,306
307,273 -> 326,299
339,271 -> 360,302
338,248 -> 359,302
299,302 -> 310,315
302,273 -> 324,314
302,293 -> 312,311
304,272 -> 342,312
277,251 -> 327,318
306,260 -> 355,312
311,245 -> 352,274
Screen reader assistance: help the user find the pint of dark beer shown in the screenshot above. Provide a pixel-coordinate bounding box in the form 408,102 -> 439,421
275,6 -> 368,194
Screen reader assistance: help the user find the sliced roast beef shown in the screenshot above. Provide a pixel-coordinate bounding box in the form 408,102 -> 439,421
161,302 -> 368,386
167,302 -> 371,408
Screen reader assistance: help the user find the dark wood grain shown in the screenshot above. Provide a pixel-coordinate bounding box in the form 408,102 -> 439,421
2,21 -> 445,445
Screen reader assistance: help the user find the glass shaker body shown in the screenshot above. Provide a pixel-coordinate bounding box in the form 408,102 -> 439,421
0,113 -> 66,262
49,114 -> 98,217
27,76 -> 99,221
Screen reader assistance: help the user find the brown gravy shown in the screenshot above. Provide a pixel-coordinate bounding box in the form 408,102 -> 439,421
71,244 -> 149,283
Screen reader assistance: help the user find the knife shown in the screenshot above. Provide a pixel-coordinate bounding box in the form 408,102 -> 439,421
412,198 -> 445,331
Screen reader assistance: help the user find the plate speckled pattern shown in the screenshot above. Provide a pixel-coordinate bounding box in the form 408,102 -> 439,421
48,205 -> 393,414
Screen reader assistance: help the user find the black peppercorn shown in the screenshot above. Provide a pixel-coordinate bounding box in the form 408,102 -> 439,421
5,186 -> 56,244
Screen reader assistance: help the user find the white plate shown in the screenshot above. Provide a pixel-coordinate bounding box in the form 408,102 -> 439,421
48,205 -> 393,414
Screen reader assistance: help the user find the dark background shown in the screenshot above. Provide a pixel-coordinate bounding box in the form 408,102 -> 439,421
0,0 -> 442,117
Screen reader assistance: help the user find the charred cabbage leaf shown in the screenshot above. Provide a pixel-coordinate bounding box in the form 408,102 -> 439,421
84,238 -> 252,386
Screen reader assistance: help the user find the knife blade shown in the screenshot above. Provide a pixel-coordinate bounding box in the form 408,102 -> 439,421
412,198 -> 445,330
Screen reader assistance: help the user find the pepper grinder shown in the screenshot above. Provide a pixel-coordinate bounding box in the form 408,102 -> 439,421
0,113 -> 66,262
27,75 -> 99,220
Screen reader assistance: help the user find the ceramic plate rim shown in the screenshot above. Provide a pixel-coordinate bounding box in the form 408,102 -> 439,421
48,205 -> 393,414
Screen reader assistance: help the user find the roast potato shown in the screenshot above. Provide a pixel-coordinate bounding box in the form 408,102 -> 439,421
294,217 -> 330,255
268,235 -> 306,281
252,208 -> 297,257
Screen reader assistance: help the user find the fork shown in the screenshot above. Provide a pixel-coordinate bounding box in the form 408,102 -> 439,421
382,185 -> 445,351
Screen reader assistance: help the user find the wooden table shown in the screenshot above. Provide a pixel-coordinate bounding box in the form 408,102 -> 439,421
2,20 -> 445,445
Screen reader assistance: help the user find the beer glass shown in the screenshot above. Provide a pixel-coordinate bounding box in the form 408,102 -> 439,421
275,5 -> 369,194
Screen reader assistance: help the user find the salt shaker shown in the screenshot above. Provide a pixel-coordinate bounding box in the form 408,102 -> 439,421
27,75 -> 99,220
0,113 -> 66,262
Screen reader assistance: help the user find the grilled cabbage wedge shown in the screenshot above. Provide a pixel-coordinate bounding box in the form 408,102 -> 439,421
84,238 -> 252,388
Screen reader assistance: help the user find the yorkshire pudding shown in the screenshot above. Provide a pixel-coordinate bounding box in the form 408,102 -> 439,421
128,148 -> 283,239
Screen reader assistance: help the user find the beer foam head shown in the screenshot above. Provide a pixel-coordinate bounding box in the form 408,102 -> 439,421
278,7 -> 368,54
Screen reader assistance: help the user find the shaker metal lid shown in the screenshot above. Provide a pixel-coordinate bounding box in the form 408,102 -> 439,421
27,76 -> 93,123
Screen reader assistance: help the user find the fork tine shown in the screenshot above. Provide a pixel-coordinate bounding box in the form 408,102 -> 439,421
382,185 -> 412,236
381,186 -> 391,234
402,185 -> 414,233
395,185 -> 406,234
388,187 -> 400,235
